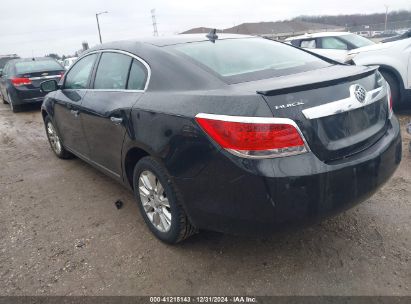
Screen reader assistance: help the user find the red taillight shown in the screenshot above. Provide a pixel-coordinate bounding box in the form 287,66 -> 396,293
11,77 -> 32,87
59,71 -> 65,78
195,113 -> 308,158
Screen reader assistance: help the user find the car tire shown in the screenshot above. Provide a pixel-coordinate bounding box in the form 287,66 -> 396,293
44,116 -> 73,159
7,92 -> 20,113
133,156 -> 197,244
1,93 -> 7,104
381,71 -> 401,109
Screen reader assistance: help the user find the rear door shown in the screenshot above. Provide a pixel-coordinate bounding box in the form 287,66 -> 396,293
52,53 -> 98,157
81,51 -> 148,177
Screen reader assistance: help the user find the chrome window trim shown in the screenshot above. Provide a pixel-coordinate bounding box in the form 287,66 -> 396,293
65,49 -> 151,92
29,75 -> 62,81
302,84 -> 387,120
195,113 -> 311,158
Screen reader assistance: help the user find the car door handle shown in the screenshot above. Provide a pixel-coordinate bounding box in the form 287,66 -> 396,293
110,117 -> 123,125
70,109 -> 79,117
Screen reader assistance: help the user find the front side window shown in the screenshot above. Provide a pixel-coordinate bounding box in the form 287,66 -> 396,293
127,59 -> 147,90
321,37 -> 348,50
339,34 -> 374,49
94,52 -> 132,90
65,54 -> 98,89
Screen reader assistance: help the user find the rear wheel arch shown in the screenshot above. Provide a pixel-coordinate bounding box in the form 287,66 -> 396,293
124,146 -> 150,188
41,109 -> 48,122
377,65 -> 403,106
378,65 -> 403,87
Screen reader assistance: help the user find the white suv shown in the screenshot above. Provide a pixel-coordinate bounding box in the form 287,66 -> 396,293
285,32 -> 411,107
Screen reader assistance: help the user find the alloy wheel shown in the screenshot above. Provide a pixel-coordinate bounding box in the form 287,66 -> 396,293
46,122 -> 62,155
8,93 -> 14,111
138,170 -> 172,233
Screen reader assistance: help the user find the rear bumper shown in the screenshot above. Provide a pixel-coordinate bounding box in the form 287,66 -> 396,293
10,88 -> 45,105
402,88 -> 411,103
175,116 -> 402,235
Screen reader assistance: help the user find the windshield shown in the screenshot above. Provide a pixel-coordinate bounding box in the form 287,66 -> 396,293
339,34 -> 375,49
15,59 -> 63,74
170,38 -> 330,82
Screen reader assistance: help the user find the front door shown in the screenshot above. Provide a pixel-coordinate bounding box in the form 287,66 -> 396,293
53,53 -> 98,157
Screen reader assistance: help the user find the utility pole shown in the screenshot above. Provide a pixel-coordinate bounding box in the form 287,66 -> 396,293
151,9 -> 158,36
96,11 -> 108,44
384,5 -> 389,32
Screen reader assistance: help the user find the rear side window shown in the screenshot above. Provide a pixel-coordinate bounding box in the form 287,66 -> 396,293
65,54 -> 98,89
289,40 -> 300,47
300,39 -> 317,48
321,37 -> 348,50
2,63 -> 12,76
94,52 -> 132,90
127,59 -> 147,90
15,60 -> 63,74
0,58 -> 11,69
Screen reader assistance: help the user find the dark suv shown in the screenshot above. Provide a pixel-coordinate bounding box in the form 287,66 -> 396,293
0,57 -> 65,112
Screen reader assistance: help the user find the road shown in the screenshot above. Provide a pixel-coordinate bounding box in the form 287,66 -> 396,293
0,102 -> 410,296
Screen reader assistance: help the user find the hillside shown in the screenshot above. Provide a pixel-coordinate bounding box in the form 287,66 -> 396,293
293,10 -> 411,27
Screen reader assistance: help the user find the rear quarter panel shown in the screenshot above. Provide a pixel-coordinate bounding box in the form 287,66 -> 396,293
124,91 -> 273,178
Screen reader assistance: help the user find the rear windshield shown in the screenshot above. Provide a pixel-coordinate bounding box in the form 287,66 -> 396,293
169,38 -> 331,82
15,60 -> 63,74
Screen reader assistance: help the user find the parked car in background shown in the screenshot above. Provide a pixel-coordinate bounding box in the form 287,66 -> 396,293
0,57 -> 65,112
0,54 -> 20,100
39,34 -> 401,243
62,57 -> 78,70
285,32 -> 375,62
285,32 -> 411,107
0,54 -> 19,77
382,29 -> 411,43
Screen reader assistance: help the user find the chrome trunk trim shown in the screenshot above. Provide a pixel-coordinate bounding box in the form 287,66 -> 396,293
302,85 -> 387,120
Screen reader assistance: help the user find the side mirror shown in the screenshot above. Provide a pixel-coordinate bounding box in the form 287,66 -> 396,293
40,79 -> 59,93
0,69 -> 3,78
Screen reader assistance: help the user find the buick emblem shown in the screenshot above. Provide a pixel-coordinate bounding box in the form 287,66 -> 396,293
354,84 -> 367,103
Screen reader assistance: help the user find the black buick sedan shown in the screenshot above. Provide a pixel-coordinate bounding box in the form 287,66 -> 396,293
0,57 -> 64,112
40,34 -> 402,243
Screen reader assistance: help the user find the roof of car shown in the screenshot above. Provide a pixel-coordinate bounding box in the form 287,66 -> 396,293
140,34 -> 254,46
93,34 -> 253,49
285,32 -> 352,41
10,57 -> 56,63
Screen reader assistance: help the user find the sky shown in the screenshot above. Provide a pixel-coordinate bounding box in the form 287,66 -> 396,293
1,0 -> 410,57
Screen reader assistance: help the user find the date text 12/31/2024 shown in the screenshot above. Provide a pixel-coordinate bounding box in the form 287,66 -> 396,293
149,296 -> 257,303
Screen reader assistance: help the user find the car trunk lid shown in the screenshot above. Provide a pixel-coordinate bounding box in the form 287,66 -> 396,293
237,65 -> 390,162
19,70 -> 64,88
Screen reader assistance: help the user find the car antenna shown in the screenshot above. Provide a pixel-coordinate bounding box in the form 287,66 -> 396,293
206,29 -> 218,43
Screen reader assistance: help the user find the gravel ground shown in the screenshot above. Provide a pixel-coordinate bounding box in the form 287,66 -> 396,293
0,102 -> 410,296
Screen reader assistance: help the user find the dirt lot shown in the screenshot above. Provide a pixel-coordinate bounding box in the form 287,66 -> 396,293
0,102 -> 410,296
